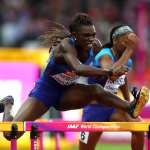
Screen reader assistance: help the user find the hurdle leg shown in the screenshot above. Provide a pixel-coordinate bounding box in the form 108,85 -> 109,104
10,124 -> 18,150
30,125 -> 39,150
55,132 -> 61,150
147,125 -> 150,150
39,131 -> 44,150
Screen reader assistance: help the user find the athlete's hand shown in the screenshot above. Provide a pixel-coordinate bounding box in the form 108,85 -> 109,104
109,66 -> 128,81
112,65 -> 128,76
120,32 -> 139,50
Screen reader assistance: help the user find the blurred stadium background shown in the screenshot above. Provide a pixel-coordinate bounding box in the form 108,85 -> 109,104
0,0 -> 150,149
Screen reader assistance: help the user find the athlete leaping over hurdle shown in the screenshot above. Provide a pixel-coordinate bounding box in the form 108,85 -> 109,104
0,13 -> 149,140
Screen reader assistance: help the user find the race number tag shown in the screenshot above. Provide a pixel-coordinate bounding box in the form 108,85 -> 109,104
79,131 -> 89,144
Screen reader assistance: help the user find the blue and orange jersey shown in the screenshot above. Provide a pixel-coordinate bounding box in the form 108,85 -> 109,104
88,48 -> 133,93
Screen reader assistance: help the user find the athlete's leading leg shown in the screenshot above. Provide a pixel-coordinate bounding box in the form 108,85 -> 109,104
59,84 -> 130,110
59,84 -> 149,118
110,110 -> 144,150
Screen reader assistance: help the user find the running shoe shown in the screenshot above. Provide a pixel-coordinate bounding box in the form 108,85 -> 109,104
130,86 -> 149,118
0,96 -> 14,113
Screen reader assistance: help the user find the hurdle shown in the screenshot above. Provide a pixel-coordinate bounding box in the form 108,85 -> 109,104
0,121 -> 150,150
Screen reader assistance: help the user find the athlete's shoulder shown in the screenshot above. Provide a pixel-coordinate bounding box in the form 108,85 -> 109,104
95,48 -> 113,61
59,37 -> 76,55
60,37 -> 75,45
60,37 -> 75,46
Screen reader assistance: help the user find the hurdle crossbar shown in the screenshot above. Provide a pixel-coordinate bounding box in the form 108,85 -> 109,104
0,121 -> 150,150
26,121 -> 150,132
0,121 -> 150,132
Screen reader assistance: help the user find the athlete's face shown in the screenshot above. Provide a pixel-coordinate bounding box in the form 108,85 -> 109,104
74,25 -> 96,50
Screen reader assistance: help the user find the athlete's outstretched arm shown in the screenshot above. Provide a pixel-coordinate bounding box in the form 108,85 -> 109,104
112,48 -> 133,71
60,40 -> 112,77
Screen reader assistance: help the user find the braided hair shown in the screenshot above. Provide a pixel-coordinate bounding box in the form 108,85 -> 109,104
39,21 -> 70,49
69,12 -> 93,32
40,13 -> 94,50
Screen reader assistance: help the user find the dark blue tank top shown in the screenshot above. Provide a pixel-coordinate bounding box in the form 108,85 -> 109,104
41,37 -> 95,85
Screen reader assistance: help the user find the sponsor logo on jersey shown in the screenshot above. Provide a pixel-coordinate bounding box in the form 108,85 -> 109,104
52,71 -> 79,85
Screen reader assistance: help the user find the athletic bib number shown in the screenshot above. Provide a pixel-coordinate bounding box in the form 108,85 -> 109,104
79,131 -> 89,144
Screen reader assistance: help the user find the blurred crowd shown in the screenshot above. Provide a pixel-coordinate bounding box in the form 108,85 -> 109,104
0,0 -> 150,65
